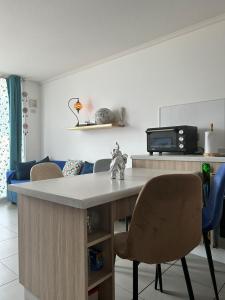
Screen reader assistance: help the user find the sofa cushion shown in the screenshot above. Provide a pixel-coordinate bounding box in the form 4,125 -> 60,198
6,170 -> 16,183
62,160 -> 83,176
80,161 -> 94,175
51,160 -> 66,170
37,156 -> 50,164
16,160 -> 36,180
10,179 -> 30,184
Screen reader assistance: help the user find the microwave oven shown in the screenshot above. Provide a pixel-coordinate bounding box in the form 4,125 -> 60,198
146,125 -> 198,155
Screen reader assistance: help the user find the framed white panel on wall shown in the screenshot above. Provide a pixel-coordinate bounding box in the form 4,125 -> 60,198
159,98 -> 225,152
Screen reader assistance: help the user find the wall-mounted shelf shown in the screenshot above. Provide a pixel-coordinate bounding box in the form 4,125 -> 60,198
67,123 -> 113,131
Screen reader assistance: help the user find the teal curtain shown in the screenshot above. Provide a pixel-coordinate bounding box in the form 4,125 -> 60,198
0,78 -> 10,197
7,75 -> 22,169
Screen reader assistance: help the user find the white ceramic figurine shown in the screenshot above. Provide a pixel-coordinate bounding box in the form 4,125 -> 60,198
110,142 -> 128,180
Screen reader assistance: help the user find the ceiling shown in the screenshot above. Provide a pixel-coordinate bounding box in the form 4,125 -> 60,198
1,0 -> 225,82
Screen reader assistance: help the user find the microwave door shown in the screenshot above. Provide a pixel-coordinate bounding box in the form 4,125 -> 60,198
148,130 -> 177,151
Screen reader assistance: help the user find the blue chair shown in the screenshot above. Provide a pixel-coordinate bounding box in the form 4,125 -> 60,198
201,163 -> 225,300
155,164 -> 225,300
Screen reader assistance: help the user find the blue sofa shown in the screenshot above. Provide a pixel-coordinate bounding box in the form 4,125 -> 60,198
7,160 -> 94,204
7,160 -> 66,204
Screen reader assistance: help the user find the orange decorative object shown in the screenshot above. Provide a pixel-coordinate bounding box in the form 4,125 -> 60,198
74,99 -> 83,113
68,97 -> 83,127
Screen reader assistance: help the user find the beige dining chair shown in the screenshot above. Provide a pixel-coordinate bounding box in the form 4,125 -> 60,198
30,162 -> 63,181
114,174 -> 202,300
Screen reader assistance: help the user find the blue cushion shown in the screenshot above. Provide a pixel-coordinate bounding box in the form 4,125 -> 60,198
7,179 -> 30,204
80,161 -> 94,175
10,179 -> 30,184
16,160 -> 36,180
51,160 -> 66,170
6,170 -> 16,183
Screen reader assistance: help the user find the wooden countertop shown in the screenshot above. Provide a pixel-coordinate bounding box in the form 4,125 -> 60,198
131,154 -> 225,163
8,168 -> 191,209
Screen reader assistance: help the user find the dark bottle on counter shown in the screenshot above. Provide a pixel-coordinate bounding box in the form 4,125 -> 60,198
202,163 -> 211,205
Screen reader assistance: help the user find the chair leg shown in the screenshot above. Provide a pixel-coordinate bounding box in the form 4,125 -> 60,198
154,265 -> 158,290
157,264 -> 163,292
203,231 -> 219,300
181,257 -> 195,300
154,264 -> 163,292
125,216 -> 129,231
133,260 -> 139,300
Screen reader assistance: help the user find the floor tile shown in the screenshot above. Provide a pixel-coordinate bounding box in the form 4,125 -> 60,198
0,238 -> 18,260
115,284 -> 144,300
219,282 -> 225,297
0,200 -> 224,299
0,262 -> 17,287
3,223 -> 18,234
0,279 -> 24,300
192,244 -> 225,264
115,258 -> 172,294
1,254 -> 19,275
140,254 -> 225,300
0,225 -> 17,242
171,254 -> 225,290
0,201 -> 18,233
140,264 -> 216,300
24,288 -> 39,300
114,220 -> 127,233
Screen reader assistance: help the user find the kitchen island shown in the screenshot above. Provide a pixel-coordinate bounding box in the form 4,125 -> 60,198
9,168 -> 192,300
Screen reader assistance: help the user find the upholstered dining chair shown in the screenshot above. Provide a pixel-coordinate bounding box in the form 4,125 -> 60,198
201,164 -> 225,300
155,164 -> 225,300
114,174 -> 202,300
93,159 -> 111,173
30,162 -> 63,181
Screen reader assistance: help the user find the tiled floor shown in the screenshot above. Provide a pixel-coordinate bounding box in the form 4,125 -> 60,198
0,199 -> 225,300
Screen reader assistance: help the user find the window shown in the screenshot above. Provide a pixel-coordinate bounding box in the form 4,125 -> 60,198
0,78 -> 9,198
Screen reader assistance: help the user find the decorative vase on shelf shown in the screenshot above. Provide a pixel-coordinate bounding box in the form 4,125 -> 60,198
95,108 -> 114,124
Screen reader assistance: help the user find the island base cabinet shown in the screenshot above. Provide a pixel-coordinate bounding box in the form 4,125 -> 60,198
18,195 -> 88,300
18,195 -> 115,300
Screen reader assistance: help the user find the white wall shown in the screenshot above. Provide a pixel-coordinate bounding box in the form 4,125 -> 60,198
22,80 -> 42,161
41,20 -> 225,165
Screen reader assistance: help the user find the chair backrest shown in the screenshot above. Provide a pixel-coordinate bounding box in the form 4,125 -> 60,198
127,174 -> 202,264
202,163 -> 225,232
30,162 -> 63,181
93,159 -> 111,173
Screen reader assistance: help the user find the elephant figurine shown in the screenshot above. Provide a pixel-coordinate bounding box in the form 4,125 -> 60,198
110,142 -> 128,180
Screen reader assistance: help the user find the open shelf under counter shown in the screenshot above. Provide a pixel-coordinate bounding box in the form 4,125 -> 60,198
88,269 -> 112,291
88,231 -> 112,247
